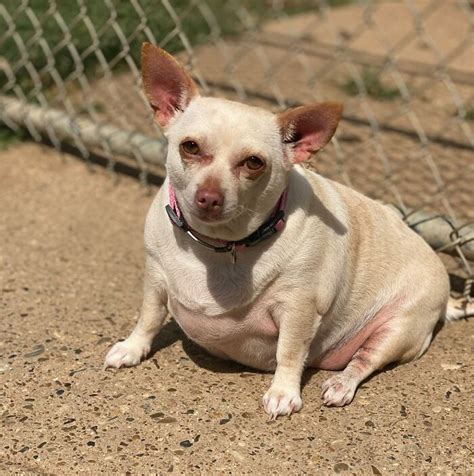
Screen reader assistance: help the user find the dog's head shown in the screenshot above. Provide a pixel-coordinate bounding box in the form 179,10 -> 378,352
142,43 -> 342,240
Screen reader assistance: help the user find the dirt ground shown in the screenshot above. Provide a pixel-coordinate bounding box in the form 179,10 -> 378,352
0,143 -> 473,474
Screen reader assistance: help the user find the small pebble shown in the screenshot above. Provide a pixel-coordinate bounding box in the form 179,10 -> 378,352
239,373 -> 254,378
179,440 -> 193,448
96,337 -> 111,345
334,462 -> 349,473
219,414 -> 232,425
229,449 -> 245,462
150,412 -> 165,419
24,344 -> 45,358
157,417 -> 177,424
441,363 -> 462,370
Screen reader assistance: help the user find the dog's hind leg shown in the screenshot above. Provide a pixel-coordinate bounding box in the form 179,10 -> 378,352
321,302 -> 441,407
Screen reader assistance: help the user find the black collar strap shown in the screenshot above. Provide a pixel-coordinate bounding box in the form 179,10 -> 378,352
165,204 -> 285,253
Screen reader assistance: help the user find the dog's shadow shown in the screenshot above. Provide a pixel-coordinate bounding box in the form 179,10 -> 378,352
148,318 -> 332,389
147,317 -> 448,393
148,318 -> 255,374
149,321 -> 323,385
149,322 -> 325,390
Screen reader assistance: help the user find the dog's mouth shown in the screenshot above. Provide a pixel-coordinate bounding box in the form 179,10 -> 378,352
193,207 -> 224,223
190,206 -> 239,225
179,199 -> 241,228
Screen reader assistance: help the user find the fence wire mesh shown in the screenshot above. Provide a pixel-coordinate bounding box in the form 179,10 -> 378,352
0,0 -> 473,300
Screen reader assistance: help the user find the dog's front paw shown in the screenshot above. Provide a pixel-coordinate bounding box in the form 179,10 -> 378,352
104,338 -> 150,369
262,385 -> 302,419
321,374 -> 357,407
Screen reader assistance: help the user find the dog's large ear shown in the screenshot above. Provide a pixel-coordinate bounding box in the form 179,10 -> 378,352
277,103 -> 342,164
141,43 -> 199,128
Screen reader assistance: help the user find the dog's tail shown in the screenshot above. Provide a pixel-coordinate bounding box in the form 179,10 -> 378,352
444,296 -> 474,322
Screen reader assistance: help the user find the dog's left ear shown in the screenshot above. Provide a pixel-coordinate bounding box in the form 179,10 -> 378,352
277,102 -> 343,164
141,42 -> 199,128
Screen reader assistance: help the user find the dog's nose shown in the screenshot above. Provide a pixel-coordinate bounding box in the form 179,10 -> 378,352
195,188 -> 224,212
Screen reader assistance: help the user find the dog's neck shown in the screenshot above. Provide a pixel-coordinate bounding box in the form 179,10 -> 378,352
167,183 -> 287,250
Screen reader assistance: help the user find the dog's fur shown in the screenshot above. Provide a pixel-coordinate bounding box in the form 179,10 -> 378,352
105,44 -> 465,418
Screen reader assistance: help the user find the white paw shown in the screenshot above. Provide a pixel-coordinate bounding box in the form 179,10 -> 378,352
321,374 -> 357,407
104,338 -> 150,369
262,385 -> 303,419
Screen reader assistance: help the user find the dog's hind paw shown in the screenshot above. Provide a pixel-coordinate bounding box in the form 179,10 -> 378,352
104,339 -> 150,369
321,374 -> 357,407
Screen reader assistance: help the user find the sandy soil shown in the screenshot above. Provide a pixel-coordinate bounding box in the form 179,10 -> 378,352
1,143 -> 473,474
264,0 -> 474,73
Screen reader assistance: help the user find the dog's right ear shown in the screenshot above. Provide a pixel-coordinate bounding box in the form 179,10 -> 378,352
141,43 -> 199,128
277,102 -> 342,164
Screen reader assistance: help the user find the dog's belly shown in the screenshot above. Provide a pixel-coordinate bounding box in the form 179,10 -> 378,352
169,294 -> 403,372
310,298 -> 402,370
168,298 -> 280,370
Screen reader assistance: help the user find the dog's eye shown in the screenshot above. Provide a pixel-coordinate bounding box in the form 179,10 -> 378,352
181,140 -> 200,155
245,156 -> 265,170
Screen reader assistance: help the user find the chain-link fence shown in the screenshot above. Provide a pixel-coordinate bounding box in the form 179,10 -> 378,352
1,0 -> 473,302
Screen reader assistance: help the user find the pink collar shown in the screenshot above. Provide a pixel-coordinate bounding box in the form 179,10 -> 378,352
165,183 -> 287,263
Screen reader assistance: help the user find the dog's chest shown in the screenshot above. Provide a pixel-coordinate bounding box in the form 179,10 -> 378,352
160,234 -> 282,311
167,292 -> 279,368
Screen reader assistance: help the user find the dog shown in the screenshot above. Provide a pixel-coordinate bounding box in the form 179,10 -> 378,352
105,43 -> 471,419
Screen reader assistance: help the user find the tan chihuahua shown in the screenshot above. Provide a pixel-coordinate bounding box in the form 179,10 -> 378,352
105,43 -> 471,419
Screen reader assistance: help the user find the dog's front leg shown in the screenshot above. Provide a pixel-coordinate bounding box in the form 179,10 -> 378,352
104,258 -> 168,369
263,301 -> 321,419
